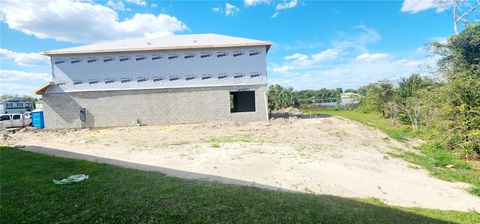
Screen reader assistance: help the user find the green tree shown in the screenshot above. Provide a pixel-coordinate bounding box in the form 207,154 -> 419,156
433,24 -> 480,157
267,84 -> 299,111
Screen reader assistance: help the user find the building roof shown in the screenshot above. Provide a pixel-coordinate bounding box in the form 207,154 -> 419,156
43,34 -> 272,56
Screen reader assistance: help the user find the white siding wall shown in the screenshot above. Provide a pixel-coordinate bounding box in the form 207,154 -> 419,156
50,46 -> 267,93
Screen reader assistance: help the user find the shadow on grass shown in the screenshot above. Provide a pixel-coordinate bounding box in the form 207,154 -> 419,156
0,146 -> 471,223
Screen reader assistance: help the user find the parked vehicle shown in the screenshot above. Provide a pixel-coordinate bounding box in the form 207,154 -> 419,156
0,113 -> 32,128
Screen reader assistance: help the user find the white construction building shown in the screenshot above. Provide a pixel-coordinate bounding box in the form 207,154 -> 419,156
36,34 -> 271,129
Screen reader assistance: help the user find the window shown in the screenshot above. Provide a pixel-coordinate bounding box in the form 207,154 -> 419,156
104,57 -> 114,62
88,79 -> 98,84
73,80 -> 83,85
0,115 -> 9,121
234,73 -> 243,79
136,56 -> 146,61
87,58 -> 97,63
71,59 -> 81,64
152,76 -> 163,82
54,60 -> 65,64
121,78 -> 130,83
249,51 -> 260,56
185,76 -> 195,81
217,52 -> 227,58
119,56 -> 129,62
152,55 -> 162,60
250,73 -> 261,78
137,77 -> 146,82
5,103 -> 12,108
105,79 -> 114,84
230,91 -> 256,113
169,77 -> 179,81
184,54 -> 195,59
13,115 -> 21,120
218,74 -> 227,79
168,54 -> 178,60
18,103 -> 23,107
233,51 -> 244,57
201,75 -> 211,80
200,53 -> 211,58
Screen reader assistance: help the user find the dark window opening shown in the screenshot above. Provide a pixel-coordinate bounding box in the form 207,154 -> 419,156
54,60 -> 65,64
152,55 -> 162,60
73,80 -> 82,85
121,78 -> 130,83
186,76 -> 195,81
200,54 -> 210,58
184,54 -> 194,59
169,77 -> 179,81
168,55 -> 178,60
234,74 -> 243,79
249,51 -> 260,56
137,77 -> 147,82
120,57 -> 129,62
217,53 -> 227,58
71,59 -> 81,64
250,73 -> 260,78
13,115 -> 21,120
104,58 -> 113,62
105,79 -> 114,84
153,77 -> 163,82
230,91 -> 255,113
202,76 -> 211,80
233,52 -> 243,57
218,75 -> 227,79
87,58 -> 97,63
136,56 -> 146,61
88,80 -> 98,84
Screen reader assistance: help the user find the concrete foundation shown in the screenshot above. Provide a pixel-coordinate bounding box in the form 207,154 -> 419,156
42,85 -> 268,129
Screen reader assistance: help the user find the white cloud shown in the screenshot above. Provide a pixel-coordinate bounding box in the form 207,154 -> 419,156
106,0 -> 125,11
272,11 -> 279,18
0,70 -> 50,82
125,0 -> 146,7
272,65 -> 292,74
269,57 -> 434,90
284,48 -> 341,67
312,49 -> 341,61
225,3 -> 240,16
333,25 -> 381,52
244,0 -> 270,6
356,53 -> 390,62
401,0 -> 450,14
212,3 -> 240,16
0,0 -> 187,43
0,48 -> 49,67
276,0 -> 298,11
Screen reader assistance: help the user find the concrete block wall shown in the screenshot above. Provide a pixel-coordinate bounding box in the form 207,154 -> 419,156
42,85 -> 267,129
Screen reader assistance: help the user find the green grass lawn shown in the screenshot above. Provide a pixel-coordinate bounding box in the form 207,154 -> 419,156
302,108 -> 480,197
1,147 -> 479,223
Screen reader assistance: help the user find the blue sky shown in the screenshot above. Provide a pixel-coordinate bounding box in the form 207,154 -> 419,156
0,0 -> 458,95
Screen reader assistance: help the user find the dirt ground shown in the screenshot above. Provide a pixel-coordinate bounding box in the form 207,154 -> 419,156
2,115 -> 479,212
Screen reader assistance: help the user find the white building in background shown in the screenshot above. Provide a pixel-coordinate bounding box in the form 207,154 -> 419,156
340,92 -> 360,105
36,34 -> 271,129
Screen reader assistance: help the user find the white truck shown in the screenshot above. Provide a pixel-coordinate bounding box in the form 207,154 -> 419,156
0,113 -> 32,129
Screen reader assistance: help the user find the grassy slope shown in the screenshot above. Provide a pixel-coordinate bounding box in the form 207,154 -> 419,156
303,108 -> 480,196
1,147 -> 479,223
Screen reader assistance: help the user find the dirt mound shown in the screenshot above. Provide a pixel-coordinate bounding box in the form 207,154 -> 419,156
270,107 -> 304,119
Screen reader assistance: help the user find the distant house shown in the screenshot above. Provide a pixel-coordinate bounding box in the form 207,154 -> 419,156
0,98 -> 33,114
340,92 -> 360,105
36,34 -> 271,129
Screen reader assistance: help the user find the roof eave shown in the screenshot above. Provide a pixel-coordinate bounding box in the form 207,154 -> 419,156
42,42 -> 273,56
